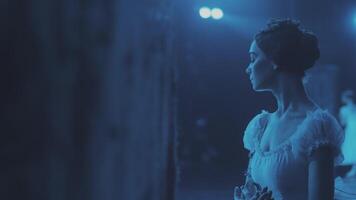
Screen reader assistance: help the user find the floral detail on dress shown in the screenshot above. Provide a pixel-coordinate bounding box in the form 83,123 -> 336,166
234,167 -> 274,200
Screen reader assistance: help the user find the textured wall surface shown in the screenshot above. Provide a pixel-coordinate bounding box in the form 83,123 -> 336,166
2,1 -> 177,200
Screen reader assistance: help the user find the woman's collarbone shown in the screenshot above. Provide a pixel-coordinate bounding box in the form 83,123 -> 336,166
259,119 -> 300,152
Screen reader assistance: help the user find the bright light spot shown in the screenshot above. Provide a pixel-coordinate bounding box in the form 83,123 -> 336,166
353,15 -> 356,25
211,8 -> 224,20
199,7 -> 211,19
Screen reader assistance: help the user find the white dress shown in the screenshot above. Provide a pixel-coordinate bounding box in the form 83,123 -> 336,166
339,104 -> 356,164
243,108 -> 344,200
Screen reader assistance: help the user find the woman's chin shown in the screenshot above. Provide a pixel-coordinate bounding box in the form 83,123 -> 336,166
253,87 -> 262,92
252,84 -> 267,92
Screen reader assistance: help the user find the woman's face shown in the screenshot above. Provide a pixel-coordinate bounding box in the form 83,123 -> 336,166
246,40 -> 276,91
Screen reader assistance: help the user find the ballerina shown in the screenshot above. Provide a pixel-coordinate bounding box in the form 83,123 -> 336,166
234,19 -> 344,200
334,90 -> 356,200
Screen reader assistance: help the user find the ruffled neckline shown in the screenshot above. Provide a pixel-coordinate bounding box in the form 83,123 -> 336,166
254,107 -> 324,156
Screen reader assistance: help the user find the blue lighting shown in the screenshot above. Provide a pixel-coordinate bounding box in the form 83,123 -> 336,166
211,8 -> 224,20
354,15 -> 356,25
199,7 -> 211,19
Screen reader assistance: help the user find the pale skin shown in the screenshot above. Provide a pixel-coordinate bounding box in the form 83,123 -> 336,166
245,40 -> 334,200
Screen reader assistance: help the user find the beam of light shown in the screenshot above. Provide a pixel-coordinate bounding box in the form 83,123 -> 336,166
199,7 -> 211,19
211,8 -> 224,20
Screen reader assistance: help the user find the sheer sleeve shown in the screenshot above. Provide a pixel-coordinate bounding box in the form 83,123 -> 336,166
293,109 -> 344,165
243,110 -> 269,152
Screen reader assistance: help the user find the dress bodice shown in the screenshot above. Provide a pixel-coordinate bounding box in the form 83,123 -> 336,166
243,109 -> 344,200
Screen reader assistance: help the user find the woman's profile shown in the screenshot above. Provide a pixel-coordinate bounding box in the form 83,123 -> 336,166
234,19 -> 344,200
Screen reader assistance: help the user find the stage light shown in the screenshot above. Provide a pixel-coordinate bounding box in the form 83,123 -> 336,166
211,8 -> 224,20
199,7 -> 211,19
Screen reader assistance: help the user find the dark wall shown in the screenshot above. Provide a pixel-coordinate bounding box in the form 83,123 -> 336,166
2,1 -> 177,200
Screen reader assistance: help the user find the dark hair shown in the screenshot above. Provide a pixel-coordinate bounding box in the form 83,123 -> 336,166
255,19 -> 320,75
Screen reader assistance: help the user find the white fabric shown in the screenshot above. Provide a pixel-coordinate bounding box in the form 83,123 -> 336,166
339,104 -> 356,164
243,108 -> 344,200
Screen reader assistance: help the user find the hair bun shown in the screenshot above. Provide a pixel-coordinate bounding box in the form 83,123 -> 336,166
255,19 -> 320,75
298,31 -> 320,71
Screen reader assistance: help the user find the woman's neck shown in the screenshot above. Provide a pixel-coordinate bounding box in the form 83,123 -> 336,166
271,74 -> 316,117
